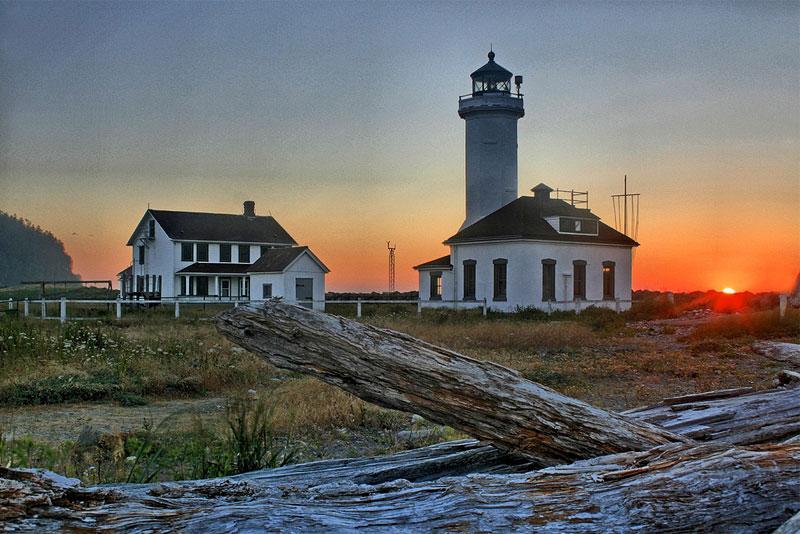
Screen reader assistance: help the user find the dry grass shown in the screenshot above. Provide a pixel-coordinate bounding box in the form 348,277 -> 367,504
367,316 -> 598,355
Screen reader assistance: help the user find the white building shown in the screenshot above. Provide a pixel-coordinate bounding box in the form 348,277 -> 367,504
415,52 -> 637,313
120,201 -> 328,310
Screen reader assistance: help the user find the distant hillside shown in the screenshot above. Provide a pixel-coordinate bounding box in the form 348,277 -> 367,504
0,211 -> 79,286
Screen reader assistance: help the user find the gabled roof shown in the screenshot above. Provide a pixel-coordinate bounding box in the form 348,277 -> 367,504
117,266 -> 132,277
247,246 -> 330,274
413,254 -> 452,271
445,196 -> 638,247
126,209 -> 297,246
176,263 -> 251,274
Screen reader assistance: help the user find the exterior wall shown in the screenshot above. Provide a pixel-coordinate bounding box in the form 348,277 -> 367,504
130,215 -> 175,297
249,253 -> 326,311
126,210 -> 314,301
417,268 -> 454,308
459,94 -> 524,229
421,241 -> 632,313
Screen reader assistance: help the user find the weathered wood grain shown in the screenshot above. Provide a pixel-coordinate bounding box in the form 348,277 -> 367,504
214,301 -> 684,465
3,443 -> 798,532
623,382 -> 800,445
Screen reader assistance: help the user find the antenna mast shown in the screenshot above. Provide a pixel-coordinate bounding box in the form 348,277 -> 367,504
611,175 -> 640,241
387,241 -> 396,292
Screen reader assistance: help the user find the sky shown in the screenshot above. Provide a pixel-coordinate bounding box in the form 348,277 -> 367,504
0,0 -> 798,293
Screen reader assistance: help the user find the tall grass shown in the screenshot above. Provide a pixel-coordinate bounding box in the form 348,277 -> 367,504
0,319 -> 277,404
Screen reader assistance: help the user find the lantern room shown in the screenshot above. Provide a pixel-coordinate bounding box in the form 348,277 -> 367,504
470,50 -> 514,94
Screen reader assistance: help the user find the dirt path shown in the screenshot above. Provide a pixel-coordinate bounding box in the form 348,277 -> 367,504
0,397 -> 226,443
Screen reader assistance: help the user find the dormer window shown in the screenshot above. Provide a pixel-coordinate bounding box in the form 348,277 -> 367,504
558,217 -> 598,235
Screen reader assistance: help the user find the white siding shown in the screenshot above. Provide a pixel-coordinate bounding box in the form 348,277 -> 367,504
130,215 -> 175,296
249,252 -> 326,311
421,241 -> 632,313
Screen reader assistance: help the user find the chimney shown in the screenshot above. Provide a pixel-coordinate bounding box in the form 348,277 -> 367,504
243,200 -> 256,218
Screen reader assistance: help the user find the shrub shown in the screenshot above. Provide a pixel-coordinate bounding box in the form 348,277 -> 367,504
688,309 -> 800,341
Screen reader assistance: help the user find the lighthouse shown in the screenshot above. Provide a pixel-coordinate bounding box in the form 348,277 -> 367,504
458,50 -> 525,229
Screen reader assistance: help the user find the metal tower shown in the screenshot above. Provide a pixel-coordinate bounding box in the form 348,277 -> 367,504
387,242 -> 396,292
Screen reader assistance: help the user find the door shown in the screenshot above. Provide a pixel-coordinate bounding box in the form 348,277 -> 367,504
220,279 -> 230,298
196,276 -> 209,297
295,278 -> 313,308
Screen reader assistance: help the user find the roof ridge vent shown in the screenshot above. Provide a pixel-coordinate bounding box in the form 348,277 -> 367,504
531,183 -> 553,201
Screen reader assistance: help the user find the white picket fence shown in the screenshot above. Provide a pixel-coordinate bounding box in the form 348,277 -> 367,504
1,297 -> 491,322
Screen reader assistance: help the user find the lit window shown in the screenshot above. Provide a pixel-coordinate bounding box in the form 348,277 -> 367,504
430,272 -> 442,300
603,261 -> 616,300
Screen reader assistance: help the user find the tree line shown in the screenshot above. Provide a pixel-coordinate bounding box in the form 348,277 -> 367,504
0,211 -> 79,286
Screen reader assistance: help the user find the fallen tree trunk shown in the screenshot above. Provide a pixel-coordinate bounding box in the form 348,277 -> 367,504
2,443 -> 798,532
215,302 -> 683,465
623,381 -> 800,445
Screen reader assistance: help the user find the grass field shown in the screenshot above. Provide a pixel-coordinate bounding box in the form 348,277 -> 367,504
0,301 -> 797,484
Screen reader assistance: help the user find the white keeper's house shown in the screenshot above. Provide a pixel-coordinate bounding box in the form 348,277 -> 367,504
415,51 -> 638,313
118,201 -> 328,310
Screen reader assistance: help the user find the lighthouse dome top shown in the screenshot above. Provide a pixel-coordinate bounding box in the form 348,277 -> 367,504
470,50 -> 513,95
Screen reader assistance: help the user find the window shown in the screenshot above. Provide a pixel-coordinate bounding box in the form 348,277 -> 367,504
558,218 -> 599,235
238,244 -> 250,263
493,259 -> 507,301
603,261 -> 616,300
148,220 -> 155,238
463,260 -> 476,300
196,243 -> 209,262
244,278 -> 250,297
138,245 -> 145,265
573,260 -> 586,300
262,283 -> 273,299
219,244 -> 231,262
181,243 -> 193,262
260,245 -> 272,257
542,259 -> 556,301
429,272 -> 442,300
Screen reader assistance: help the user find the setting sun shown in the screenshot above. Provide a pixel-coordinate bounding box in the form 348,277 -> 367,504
722,287 -> 737,294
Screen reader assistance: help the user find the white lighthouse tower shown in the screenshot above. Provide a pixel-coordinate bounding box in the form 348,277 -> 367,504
458,51 -> 525,229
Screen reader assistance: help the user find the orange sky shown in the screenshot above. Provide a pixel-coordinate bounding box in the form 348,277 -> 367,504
1,2 -> 798,294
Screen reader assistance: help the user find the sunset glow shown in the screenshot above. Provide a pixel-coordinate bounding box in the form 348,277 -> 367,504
722,288 -> 736,295
0,2 -> 797,293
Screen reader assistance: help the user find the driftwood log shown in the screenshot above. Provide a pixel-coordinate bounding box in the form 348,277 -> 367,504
215,302 -> 683,465
2,443 -> 799,532
2,301 -> 799,531
623,384 -> 800,444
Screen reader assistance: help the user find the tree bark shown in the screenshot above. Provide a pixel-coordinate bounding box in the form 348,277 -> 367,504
214,302 -> 684,465
2,443 -> 798,532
